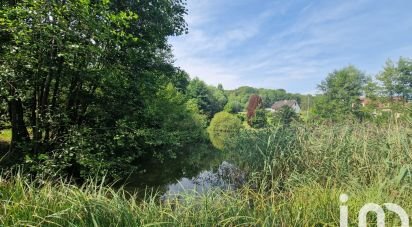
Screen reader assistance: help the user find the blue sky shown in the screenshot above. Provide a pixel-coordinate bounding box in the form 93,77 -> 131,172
169,0 -> 412,94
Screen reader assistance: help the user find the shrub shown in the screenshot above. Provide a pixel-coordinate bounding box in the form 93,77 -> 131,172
224,101 -> 242,113
207,112 -> 242,150
269,106 -> 299,127
249,109 -> 268,128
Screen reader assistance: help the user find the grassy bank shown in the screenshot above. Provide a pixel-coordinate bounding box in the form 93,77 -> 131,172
1,122 -> 411,226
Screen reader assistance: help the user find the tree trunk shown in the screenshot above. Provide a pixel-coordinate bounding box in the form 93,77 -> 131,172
45,57 -> 63,142
31,84 -> 41,153
8,98 -> 30,154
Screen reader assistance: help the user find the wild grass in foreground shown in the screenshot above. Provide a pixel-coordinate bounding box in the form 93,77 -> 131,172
1,176 -> 411,226
1,122 -> 411,226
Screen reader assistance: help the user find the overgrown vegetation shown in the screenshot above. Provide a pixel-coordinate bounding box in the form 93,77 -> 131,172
0,0 -> 210,180
1,0 -> 411,226
1,121 -> 411,226
207,112 -> 242,150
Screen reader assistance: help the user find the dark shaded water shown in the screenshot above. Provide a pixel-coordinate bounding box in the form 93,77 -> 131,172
124,144 -> 245,197
0,142 -> 246,197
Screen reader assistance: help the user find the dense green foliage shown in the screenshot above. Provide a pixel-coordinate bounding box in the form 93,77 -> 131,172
186,77 -> 227,119
2,121 -> 411,226
377,57 -> 412,99
313,66 -> 367,120
313,60 -> 411,121
271,106 -> 300,127
249,108 -> 267,128
0,0 -> 309,181
223,100 -> 243,113
0,0 -> 212,180
207,112 -> 242,150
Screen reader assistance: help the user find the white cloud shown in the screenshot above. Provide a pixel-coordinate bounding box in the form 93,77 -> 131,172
175,57 -> 241,88
169,0 -> 412,93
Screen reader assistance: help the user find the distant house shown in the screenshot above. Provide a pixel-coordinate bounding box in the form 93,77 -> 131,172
268,100 -> 301,113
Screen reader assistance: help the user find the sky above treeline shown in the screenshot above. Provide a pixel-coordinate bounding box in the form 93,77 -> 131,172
169,0 -> 412,94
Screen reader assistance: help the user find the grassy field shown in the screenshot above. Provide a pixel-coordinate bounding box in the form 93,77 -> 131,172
1,122 -> 411,226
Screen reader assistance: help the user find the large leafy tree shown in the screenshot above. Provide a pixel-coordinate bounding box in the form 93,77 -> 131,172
1,0 -> 128,153
397,58 -> 412,100
314,66 -> 367,120
377,60 -> 399,97
187,77 -> 227,118
378,57 -> 412,101
0,0 -> 199,179
363,76 -> 379,99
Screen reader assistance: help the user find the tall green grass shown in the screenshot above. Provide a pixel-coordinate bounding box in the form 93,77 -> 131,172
1,176 -> 411,226
234,121 -> 412,189
1,121 -> 411,226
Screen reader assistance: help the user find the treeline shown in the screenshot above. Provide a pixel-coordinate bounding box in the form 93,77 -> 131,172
185,79 -> 301,117
224,86 -> 301,112
311,60 -> 411,121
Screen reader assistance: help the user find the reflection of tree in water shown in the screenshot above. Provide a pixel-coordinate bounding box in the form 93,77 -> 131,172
122,143 -> 249,201
123,143 -> 225,195
161,161 -> 246,202
190,162 -> 245,190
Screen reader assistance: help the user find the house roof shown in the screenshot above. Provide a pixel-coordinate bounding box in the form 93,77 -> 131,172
271,100 -> 298,110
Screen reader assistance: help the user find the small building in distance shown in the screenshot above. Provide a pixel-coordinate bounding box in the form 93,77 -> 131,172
267,100 -> 301,113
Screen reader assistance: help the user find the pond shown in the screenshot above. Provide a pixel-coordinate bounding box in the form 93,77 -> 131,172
123,143 -> 246,198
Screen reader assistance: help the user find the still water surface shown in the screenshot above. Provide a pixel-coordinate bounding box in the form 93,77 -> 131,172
124,144 -> 245,197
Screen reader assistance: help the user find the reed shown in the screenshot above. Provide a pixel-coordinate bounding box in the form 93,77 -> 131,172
1,121 -> 411,226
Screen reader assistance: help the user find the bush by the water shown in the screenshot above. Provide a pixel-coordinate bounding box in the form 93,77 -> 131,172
207,112 -> 242,150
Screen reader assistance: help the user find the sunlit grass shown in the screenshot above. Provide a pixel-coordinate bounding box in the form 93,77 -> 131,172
0,129 -> 12,143
1,175 -> 411,226
0,128 -> 33,144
